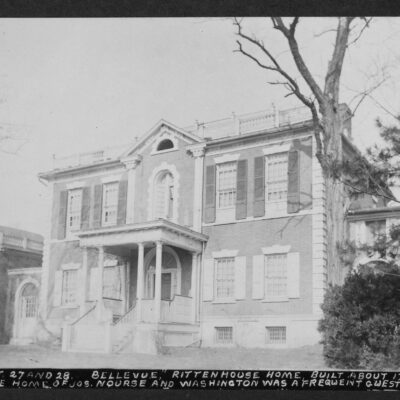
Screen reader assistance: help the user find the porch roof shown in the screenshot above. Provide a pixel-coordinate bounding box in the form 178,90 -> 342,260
77,219 -> 208,253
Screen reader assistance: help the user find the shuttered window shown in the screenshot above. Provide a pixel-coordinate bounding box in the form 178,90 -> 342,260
62,269 -> 78,305
66,189 -> 82,233
265,153 -> 288,213
265,254 -> 287,299
102,182 -> 118,226
215,258 -> 235,299
217,162 -> 237,209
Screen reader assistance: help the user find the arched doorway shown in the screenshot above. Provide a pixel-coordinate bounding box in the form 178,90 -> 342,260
144,246 -> 181,300
14,279 -> 39,342
153,171 -> 174,220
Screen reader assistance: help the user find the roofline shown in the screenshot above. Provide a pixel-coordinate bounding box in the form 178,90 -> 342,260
120,119 -> 203,158
77,218 -> 209,242
38,159 -> 123,181
203,120 -> 314,148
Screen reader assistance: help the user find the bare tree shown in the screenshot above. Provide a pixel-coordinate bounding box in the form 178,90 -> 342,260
234,17 -> 377,283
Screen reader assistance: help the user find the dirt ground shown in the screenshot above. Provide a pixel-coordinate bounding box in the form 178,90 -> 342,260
0,343 -> 326,369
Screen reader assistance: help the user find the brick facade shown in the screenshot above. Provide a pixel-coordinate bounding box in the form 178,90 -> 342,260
38,107 -> 367,352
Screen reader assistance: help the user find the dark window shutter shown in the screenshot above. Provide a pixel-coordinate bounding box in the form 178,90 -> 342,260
204,165 -> 216,223
117,179 -> 128,225
93,184 -> 103,228
253,156 -> 265,217
300,138 -> 313,210
57,190 -> 68,240
80,186 -> 91,230
236,159 -> 248,220
287,149 -> 300,213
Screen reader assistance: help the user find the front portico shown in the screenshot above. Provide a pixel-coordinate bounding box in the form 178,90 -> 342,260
76,219 -> 207,337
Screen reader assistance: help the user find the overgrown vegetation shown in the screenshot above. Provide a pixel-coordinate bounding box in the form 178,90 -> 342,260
319,263 -> 400,369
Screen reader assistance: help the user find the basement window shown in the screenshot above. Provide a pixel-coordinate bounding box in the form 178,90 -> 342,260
215,327 -> 233,344
266,326 -> 286,344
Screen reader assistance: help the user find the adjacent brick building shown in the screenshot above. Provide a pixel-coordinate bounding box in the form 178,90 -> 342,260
38,105 -> 373,353
0,226 -> 43,344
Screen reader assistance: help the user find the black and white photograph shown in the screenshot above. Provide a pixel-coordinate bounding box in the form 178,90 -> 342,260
1,13 -> 400,390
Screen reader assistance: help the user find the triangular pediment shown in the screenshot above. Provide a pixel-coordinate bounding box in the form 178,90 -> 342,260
120,119 -> 203,158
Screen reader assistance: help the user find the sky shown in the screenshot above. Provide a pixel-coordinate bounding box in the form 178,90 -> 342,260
0,17 -> 400,236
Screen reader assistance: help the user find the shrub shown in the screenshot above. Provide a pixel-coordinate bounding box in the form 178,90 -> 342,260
318,263 -> 400,369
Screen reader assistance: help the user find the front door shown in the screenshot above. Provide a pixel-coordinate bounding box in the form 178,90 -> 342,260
16,283 -> 38,340
161,273 -> 172,300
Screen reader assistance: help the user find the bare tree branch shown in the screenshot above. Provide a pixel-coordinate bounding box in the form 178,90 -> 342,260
349,77 -> 388,117
347,17 -> 373,48
271,17 -> 325,107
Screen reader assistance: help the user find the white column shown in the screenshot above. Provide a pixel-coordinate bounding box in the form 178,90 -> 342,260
122,155 -> 142,224
121,261 -> 127,313
191,145 -> 205,231
80,247 -> 88,316
98,246 -> 105,302
191,252 -> 198,323
154,241 -> 163,322
136,242 -> 144,321
39,182 -> 54,320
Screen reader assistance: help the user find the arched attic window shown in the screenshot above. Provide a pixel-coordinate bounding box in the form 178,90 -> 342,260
157,139 -> 174,151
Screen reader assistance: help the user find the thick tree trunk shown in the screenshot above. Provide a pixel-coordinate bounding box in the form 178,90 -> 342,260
323,104 -> 346,285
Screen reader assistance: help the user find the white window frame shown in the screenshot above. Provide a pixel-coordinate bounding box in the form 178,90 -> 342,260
66,188 -> 82,234
214,257 -> 235,301
102,181 -> 119,226
61,269 -> 78,306
215,161 -> 237,222
264,253 -> 288,301
265,152 -> 289,215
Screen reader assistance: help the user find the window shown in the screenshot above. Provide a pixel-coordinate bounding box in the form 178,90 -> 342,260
102,182 -> 119,226
266,326 -> 286,344
215,258 -> 235,299
62,269 -> 78,305
157,139 -> 174,151
215,327 -> 233,344
217,162 -> 237,209
66,189 -> 82,232
20,283 -> 38,318
265,254 -> 287,299
103,266 -> 122,300
154,171 -> 174,220
265,152 -> 288,212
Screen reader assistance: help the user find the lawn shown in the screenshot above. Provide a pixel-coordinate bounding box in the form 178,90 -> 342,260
0,343 -> 326,370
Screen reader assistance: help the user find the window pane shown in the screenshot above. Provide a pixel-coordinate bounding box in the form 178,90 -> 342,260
102,182 -> 118,225
67,189 -> 82,231
217,162 -> 237,209
265,254 -> 287,298
62,269 -> 78,305
215,327 -> 233,344
266,326 -> 286,344
266,153 -> 288,203
215,258 -> 235,299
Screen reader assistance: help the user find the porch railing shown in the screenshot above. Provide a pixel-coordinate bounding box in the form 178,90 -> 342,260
111,302 -> 137,350
62,301 -> 112,353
